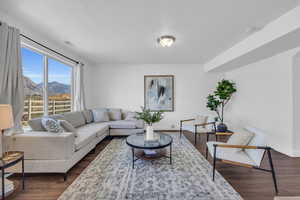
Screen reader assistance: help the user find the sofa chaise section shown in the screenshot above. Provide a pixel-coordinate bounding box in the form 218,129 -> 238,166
9,108 -> 144,176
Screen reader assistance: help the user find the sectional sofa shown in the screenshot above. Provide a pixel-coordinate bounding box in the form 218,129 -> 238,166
10,109 -> 144,179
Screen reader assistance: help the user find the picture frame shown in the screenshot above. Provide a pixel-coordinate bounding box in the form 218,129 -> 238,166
144,75 -> 174,112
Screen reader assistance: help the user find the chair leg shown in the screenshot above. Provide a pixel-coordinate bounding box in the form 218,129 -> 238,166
206,134 -> 209,159
194,126 -> 197,145
63,173 -> 68,181
180,121 -> 182,138
267,149 -> 278,194
90,148 -> 96,154
213,145 -> 217,181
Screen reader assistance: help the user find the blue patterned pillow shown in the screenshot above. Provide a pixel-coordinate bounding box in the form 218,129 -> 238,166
41,117 -> 64,133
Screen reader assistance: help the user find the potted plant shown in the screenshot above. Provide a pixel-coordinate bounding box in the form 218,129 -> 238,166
135,107 -> 164,140
206,79 -> 236,132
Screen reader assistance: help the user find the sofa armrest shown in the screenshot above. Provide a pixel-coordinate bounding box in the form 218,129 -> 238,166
10,131 -> 76,160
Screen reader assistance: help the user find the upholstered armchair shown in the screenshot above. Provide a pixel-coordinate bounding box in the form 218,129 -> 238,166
180,115 -> 216,145
206,126 -> 278,194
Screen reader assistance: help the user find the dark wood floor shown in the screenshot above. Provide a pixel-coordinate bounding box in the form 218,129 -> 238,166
8,131 -> 300,200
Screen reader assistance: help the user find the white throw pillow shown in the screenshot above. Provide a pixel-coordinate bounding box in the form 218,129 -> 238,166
195,115 -> 208,127
226,130 -> 254,152
59,120 -> 78,137
41,117 -> 64,133
124,112 -> 137,121
92,108 -> 110,122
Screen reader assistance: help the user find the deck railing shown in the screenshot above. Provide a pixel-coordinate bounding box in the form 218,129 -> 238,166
23,99 -> 71,122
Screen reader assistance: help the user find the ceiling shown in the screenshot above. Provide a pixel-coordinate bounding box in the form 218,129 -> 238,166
0,0 -> 299,64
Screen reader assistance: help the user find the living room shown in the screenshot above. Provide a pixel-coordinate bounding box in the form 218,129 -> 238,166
1,1 -> 300,200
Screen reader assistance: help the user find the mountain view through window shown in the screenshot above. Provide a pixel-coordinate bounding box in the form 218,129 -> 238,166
22,47 -> 72,126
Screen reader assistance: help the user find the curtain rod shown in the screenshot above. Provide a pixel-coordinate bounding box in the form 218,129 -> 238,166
20,34 -> 80,64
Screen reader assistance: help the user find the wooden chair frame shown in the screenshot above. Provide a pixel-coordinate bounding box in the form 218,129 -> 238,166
212,144 -> 278,194
179,118 -> 216,145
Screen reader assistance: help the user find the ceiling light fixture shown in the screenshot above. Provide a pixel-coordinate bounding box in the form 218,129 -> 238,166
64,41 -> 72,46
157,35 -> 176,47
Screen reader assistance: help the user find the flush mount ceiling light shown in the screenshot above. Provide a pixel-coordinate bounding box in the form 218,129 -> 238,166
64,41 -> 73,46
157,35 -> 176,47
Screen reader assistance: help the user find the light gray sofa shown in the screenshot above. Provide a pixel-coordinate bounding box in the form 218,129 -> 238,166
10,109 -> 144,178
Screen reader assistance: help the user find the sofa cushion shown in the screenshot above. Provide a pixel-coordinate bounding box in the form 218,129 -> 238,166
108,108 -> 122,121
41,117 -> 64,133
74,130 -> 97,151
59,120 -> 78,137
62,111 -> 86,128
107,120 -> 137,129
28,114 -> 63,131
92,108 -> 110,122
77,122 -> 109,138
124,111 -> 137,121
195,115 -> 208,127
82,110 -> 93,123
207,141 -> 256,166
227,130 -> 254,152
244,126 -> 267,166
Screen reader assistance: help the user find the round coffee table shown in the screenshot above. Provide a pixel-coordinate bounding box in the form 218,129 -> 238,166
126,133 -> 173,168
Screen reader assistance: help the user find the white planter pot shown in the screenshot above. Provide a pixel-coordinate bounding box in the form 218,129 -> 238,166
146,125 -> 154,141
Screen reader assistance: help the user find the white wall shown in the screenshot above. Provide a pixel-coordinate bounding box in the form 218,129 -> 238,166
292,51 -> 300,156
225,47 -> 300,156
85,64 -> 221,130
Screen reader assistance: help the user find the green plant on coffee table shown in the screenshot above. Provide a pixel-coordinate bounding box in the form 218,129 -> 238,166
206,79 -> 236,123
135,107 -> 164,126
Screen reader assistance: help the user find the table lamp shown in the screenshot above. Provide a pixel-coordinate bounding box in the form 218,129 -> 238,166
0,105 -> 14,159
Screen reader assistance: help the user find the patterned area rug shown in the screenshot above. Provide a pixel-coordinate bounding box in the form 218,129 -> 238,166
58,133 -> 242,200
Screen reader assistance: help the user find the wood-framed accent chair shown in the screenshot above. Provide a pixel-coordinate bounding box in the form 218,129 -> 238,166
206,126 -> 278,194
179,115 -> 216,145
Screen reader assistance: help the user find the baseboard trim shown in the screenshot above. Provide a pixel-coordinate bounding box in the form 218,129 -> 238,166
156,130 -> 179,132
292,150 -> 300,157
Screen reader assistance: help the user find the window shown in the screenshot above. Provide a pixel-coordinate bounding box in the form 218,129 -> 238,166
48,58 -> 72,115
21,47 -> 73,126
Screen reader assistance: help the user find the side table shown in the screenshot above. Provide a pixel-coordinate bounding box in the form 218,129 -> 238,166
0,151 -> 24,200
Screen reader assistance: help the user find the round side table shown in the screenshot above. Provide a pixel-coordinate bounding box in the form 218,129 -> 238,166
0,151 -> 24,200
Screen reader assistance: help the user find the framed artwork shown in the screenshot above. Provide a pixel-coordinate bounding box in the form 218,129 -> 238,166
144,75 -> 174,112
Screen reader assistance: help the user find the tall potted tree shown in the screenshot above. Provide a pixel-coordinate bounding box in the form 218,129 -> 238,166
135,107 -> 164,140
206,79 -> 236,132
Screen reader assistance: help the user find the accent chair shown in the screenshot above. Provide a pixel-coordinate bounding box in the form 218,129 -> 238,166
180,115 -> 216,145
206,126 -> 278,194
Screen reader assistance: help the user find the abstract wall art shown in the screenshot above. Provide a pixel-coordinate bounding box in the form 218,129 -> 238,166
144,75 -> 174,112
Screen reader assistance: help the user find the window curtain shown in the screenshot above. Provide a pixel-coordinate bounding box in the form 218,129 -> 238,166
72,62 -> 86,111
0,22 -> 24,131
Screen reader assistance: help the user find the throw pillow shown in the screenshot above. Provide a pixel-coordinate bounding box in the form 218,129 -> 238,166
195,115 -> 208,127
28,118 -> 46,131
124,112 -> 137,121
28,114 -> 63,131
59,120 -> 78,137
41,117 -> 64,133
108,108 -> 122,121
92,108 -> 110,122
62,112 -> 86,128
226,130 -> 254,152
82,110 -> 93,123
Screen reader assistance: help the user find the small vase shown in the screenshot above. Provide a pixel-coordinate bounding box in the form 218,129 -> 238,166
217,123 -> 228,132
146,125 -> 154,141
